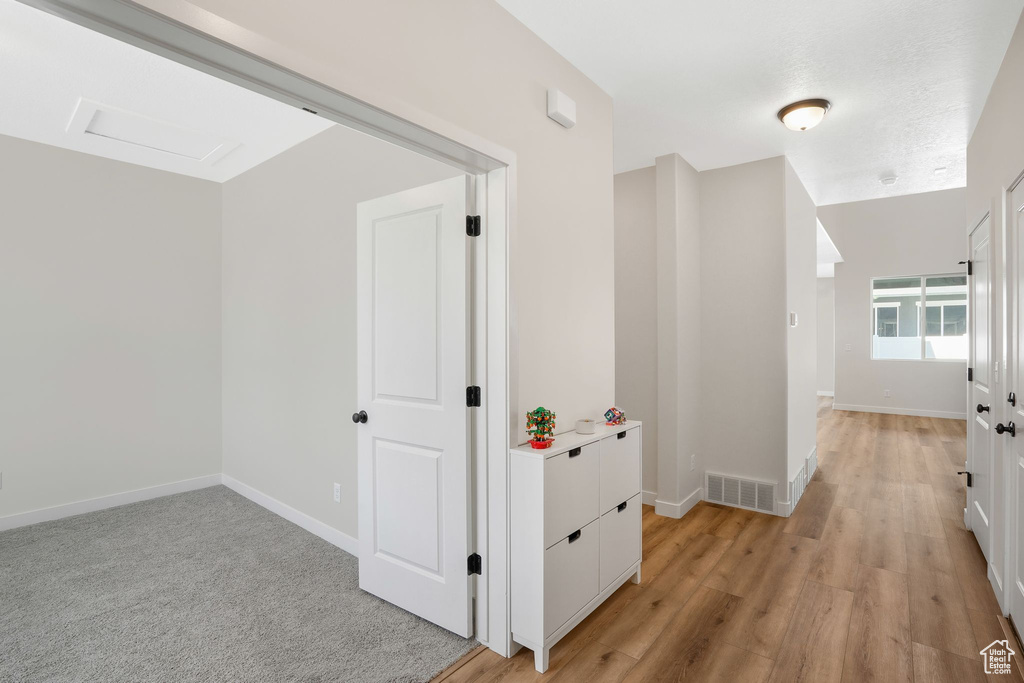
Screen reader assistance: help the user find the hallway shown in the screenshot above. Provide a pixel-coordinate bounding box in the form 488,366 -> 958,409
437,400 -> 1020,682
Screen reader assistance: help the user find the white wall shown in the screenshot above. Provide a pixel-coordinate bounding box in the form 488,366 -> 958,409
654,154 -> 703,511
818,189 -> 968,419
615,155 -> 703,512
614,155 -> 816,507
222,125 -> 461,540
700,157 -> 790,487
614,166 -> 658,497
968,11 -> 1024,227
135,0 -> 617,444
785,161 -> 818,484
817,278 -> 835,395
0,134 -> 222,519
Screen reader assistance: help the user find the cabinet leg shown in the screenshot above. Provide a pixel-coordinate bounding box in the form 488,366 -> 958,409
534,647 -> 549,673
631,565 -> 642,584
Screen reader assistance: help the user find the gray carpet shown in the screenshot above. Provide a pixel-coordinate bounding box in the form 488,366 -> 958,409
0,486 -> 476,683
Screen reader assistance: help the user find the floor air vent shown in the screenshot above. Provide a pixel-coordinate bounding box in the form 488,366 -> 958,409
706,472 -> 776,514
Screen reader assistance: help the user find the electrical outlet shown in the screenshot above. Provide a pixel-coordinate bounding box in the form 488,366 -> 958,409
884,389 -> 891,398
690,454 -> 696,471
333,482 -> 341,503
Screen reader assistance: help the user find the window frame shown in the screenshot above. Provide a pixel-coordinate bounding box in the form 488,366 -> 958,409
869,273 -> 967,362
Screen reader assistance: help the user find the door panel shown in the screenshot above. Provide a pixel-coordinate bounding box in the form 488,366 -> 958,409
373,439 -> 443,574
356,175 -> 472,637
373,208 -> 442,402
970,215 -> 993,562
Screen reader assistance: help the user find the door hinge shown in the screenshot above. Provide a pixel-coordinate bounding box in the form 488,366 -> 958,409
958,471 -> 973,487
468,553 -> 482,575
466,385 -> 481,407
968,367 -> 973,382
959,259 -> 973,275
466,215 -> 481,237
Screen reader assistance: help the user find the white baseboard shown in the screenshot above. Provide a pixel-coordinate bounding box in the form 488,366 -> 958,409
642,489 -> 657,506
0,473 -> 222,532
655,487 -> 702,519
817,391 -> 834,397
0,471 -> 361,559
832,403 -> 967,420
221,474 -> 358,557
776,499 -> 793,517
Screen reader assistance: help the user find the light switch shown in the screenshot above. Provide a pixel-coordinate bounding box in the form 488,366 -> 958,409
789,312 -> 798,327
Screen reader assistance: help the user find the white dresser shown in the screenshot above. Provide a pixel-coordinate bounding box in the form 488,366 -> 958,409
510,421 -> 642,672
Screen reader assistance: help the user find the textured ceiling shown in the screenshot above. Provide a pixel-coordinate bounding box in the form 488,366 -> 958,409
496,0 -> 1024,205
0,0 -> 334,182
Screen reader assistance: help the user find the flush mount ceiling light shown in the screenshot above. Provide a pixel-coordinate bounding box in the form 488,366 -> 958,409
880,175 -> 899,186
777,99 -> 831,131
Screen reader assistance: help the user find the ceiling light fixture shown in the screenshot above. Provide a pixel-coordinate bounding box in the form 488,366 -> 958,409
880,176 -> 899,186
777,99 -> 831,131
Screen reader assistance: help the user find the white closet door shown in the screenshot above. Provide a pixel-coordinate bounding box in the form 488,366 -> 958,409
1009,184 -> 1024,623
969,215 -> 994,566
356,175 -> 472,637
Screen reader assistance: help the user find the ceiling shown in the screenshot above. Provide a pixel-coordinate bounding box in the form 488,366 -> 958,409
496,0 -> 1024,205
0,0 -> 334,183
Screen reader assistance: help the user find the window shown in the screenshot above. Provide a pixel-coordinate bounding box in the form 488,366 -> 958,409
924,275 -> 968,359
871,275 -> 967,361
874,303 -> 899,337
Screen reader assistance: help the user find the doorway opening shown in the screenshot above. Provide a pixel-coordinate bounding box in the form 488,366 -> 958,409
2,0 -> 514,674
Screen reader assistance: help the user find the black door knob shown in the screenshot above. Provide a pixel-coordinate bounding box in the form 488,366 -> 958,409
352,410 -> 368,424
978,404 -> 991,413
996,421 -> 1016,437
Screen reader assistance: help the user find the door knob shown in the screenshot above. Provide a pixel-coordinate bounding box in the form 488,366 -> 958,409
996,421 -> 1016,437
977,404 -> 991,413
352,410 -> 368,424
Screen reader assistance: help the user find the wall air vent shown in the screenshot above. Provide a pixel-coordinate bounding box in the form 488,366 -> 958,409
67,98 -> 239,165
806,449 -> 818,483
706,472 -> 776,514
790,468 -> 806,511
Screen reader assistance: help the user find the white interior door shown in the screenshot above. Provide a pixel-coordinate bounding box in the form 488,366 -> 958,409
1010,184 -> 1024,623
969,215 -> 994,561
356,175 -> 473,637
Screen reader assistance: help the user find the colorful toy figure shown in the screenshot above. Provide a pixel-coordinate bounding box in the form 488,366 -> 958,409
604,407 -> 626,425
526,406 -> 556,449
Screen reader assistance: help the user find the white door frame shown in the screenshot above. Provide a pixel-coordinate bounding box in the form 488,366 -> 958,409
18,0 -> 516,655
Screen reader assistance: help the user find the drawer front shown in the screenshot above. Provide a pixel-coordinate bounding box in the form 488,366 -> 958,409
544,442 -> 600,548
600,493 -> 641,591
600,428 -> 641,514
543,519 -> 599,637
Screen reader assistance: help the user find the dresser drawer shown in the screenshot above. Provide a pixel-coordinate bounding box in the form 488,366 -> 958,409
600,428 -> 640,514
544,441 -> 600,548
600,493 -> 641,591
543,519 -> 599,637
